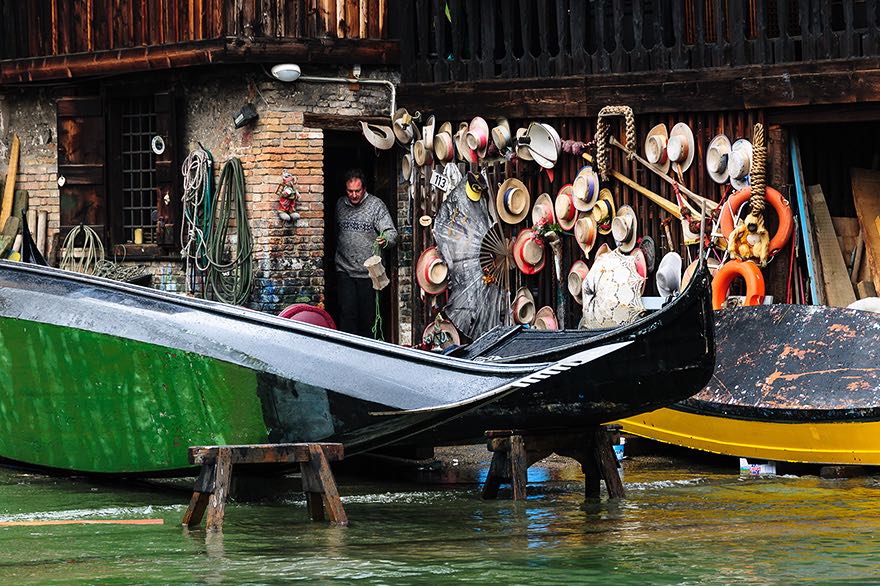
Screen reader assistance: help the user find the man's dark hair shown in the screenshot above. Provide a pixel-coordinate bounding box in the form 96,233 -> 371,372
344,168 -> 366,184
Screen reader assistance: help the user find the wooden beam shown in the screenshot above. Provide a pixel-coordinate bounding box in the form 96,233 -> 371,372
189,442 -> 344,465
0,37 -> 399,84
850,167 -> 880,294
303,113 -> 388,131
400,57 -> 880,118
808,185 -> 856,307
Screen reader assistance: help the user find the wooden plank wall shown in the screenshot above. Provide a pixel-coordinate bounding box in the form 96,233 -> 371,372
411,111 -> 771,339
0,0 -> 389,59
400,0 -> 880,83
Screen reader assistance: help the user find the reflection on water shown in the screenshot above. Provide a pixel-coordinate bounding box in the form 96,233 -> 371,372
2,465 -> 880,584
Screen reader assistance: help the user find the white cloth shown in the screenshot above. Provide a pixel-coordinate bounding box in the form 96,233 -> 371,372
655,252 -> 683,298
580,250 -> 646,329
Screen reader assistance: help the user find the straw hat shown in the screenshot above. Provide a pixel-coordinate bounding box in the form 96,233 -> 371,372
568,260 -> 590,304
512,228 -> 546,275
644,123 -> 670,174
438,121 -> 453,136
533,306 -> 559,330
706,134 -> 732,184
554,184 -> 578,231
415,246 -> 449,295
681,258 -> 721,291
515,127 -> 533,161
491,118 -> 512,151
455,122 -> 477,163
656,252 -> 683,299
512,286 -> 536,325
413,140 -> 432,167
433,131 -> 455,163
466,116 -> 490,158
728,139 -> 753,191
572,166 -> 600,211
421,115 -> 435,152
401,154 -> 414,182
611,204 -> 638,253
667,122 -> 695,174
392,108 -> 420,146
361,122 -> 395,151
590,189 -> 616,235
422,319 -> 461,350
594,242 -> 612,258
531,192 -> 555,226
496,177 -> 530,224
574,215 -> 597,256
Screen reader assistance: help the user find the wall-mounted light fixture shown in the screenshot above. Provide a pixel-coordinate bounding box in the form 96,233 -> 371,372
268,63 -> 396,116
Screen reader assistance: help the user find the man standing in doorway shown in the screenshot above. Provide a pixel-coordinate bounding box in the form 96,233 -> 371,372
335,168 -> 398,337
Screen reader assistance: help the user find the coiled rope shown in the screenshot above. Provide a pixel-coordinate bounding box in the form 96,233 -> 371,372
749,123 -> 767,216
204,158 -> 254,305
180,147 -> 214,295
60,224 -> 104,274
595,105 -> 637,181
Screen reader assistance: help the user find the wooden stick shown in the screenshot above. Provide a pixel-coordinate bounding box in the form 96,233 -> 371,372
851,233 -> 864,286
609,136 -> 719,212
0,134 -> 20,229
0,519 -> 163,526
36,210 -> 47,256
581,152 -> 683,219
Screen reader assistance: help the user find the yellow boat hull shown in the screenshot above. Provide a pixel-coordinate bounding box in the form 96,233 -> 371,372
618,408 -> 880,465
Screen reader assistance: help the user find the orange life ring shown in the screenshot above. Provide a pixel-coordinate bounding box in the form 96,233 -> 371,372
719,186 -> 794,258
712,260 -> 765,310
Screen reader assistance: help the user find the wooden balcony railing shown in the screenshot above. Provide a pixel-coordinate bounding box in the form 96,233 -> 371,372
399,0 -> 880,83
0,0 -> 391,60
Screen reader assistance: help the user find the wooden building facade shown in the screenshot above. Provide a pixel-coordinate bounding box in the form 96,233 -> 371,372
397,0 -> 880,340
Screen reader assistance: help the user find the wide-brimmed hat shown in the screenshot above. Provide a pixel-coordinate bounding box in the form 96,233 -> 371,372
438,121 -> 453,136
455,122 -> 477,163
644,123 -> 670,174
611,204 -> 638,253
491,118 -> 512,151
590,189 -> 616,235
361,122 -> 395,151
594,242 -> 612,258
496,178 -> 530,224
465,171 -> 486,202
574,215 -> 597,256
515,128 -> 533,161
415,246 -> 449,295
466,116 -> 490,158
681,258 -> 721,291
631,248 -> 648,281
413,140 -> 432,167
667,122 -> 695,174
433,131 -> 455,163
392,108 -> 420,145
728,139 -> 753,191
524,122 -> 559,168
422,318 -> 461,350
421,115 -> 436,151
531,192 -> 555,226
512,286 -> 536,325
401,153 -> 414,182
656,251 -> 683,298
572,166 -> 600,211
639,235 -> 656,274
512,228 -> 546,274
554,184 -> 578,231
568,260 -> 590,304
706,134 -> 732,184
533,306 -> 559,330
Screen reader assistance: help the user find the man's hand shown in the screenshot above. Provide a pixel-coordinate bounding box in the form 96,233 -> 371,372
376,236 -> 387,248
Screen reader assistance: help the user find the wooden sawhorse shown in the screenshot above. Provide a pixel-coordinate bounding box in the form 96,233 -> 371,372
481,427 -> 625,501
182,442 -> 348,531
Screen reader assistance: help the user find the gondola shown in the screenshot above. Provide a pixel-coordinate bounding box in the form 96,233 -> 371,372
0,259 -> 713,476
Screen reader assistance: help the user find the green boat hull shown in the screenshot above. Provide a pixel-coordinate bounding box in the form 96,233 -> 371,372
0,317 -> 269,474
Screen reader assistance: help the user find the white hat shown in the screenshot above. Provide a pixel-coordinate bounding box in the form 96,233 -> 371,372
728,139 -> 753,191
706,134 -> 732,184
361,122 -> 395,151
655,252 -> 683,298
644,124 -> 670,174
667,122 -> 695,174
611,205 -> 638,253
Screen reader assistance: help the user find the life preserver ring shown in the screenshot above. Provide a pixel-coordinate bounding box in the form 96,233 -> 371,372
720,186 -> 794,258
712,260 -> 765,310
278,304 -> 337,329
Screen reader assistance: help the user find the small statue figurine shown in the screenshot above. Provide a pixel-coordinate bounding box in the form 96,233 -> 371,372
276,170 -> 300,223
728,210 -> 770,266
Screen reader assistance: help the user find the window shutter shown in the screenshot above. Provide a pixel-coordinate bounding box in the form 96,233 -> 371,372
56,96 -> 107,242
153,91 -> 179,246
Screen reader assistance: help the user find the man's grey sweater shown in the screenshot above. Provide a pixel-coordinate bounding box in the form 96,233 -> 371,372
335,193 -> 398,277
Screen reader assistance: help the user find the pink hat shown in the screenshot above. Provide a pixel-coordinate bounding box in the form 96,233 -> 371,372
512,228 -> 546,275
533,306 -> 559,330
568,260 -> 589,304
554,184 -> 578,231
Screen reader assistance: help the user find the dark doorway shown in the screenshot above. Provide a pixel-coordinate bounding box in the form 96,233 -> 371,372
323,130 -> 398,343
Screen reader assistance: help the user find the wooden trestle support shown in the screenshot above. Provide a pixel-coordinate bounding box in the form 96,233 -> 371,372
481,427 -> 625,500
182,443 -> 348,531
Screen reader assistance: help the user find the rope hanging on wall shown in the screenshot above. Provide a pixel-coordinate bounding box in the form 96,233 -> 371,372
180,147 -> 214,296
204,157 -> 254,306
594,105 -> 637,182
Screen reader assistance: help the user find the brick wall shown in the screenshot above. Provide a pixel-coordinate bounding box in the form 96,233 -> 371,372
0,65 -> 413,342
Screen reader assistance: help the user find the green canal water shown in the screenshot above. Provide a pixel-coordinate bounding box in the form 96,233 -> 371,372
1,461 -> 880,584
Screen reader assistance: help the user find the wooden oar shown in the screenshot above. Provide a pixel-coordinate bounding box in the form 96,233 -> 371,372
609,136 -> 719,212
0,518 -> 164,527
581,152 -> 683,220
0,134 -> 20,229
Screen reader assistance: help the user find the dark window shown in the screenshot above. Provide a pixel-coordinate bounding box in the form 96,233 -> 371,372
120,97 -> 158,243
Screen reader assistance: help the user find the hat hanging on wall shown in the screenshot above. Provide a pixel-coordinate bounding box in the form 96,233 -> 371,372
706,134 -> 732,184
531,192 -> 555,226
590,189 -> 616,235
728,139 -> 754,191
416,246 -> 449,295
511,286 -> 536,325
572,166 -> 600,212
362,121 -> 395,151
568,260 -> 590,304
392,108 -> 421,146
491,118 -> 512,151
533,306 -> 559,330
667,122 -> 695,174
511,228 -> 546,275
496,178 -> 531,224
611,205 -> 638,253
644,123 -> 670,174
574,215 -> 597,256
554,184 -> 578,231
466,116 -> 490,159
